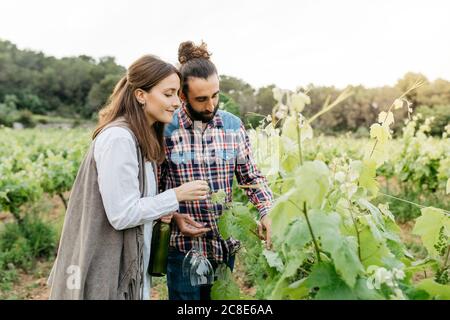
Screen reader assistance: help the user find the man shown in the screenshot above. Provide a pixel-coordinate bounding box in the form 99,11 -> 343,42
159,41 -> 273,300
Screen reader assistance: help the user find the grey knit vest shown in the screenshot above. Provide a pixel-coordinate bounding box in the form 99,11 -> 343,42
48,117 -> 147,300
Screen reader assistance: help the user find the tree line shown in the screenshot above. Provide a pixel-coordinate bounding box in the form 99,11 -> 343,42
1,39 -> 449,135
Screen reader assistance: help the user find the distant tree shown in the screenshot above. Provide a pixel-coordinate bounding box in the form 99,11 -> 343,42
220,75 -> 256,117
416,105 -> 450,136
85,74 -> 122,117
255,84 -> 277,115
0,38 -> 449,134
0,39 -> 125,118
219,92 -> 240,117
395,72 -> 429,109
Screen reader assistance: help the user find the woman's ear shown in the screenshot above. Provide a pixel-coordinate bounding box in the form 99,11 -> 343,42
134,88 -> 146,105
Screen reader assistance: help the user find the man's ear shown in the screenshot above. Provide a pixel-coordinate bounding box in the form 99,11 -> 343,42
134,89 -> 146,104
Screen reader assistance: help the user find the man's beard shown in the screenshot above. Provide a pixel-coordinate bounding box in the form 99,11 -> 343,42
186,102 -> 220,123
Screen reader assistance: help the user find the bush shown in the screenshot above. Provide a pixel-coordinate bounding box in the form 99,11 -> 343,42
0,95 -> 20,127
416,105 -> 450,136
0,95 -> 37,128
0,258 -> 18,293
0,224 -> 34,269
0,215 -> 56,271
72,119 -> 81,128
36,117 -> 48,124
354,126 -> 370,138
21,216 -> 56,258
16,110 -> 36,128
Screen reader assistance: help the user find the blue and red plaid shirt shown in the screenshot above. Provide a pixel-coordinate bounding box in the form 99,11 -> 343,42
159,104 -> 273,262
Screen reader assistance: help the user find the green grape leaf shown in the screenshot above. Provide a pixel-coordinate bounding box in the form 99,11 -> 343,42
283,278 -> 310,299
283,250 -> 308,278
378,111 -> 394,127
269,190 -> 303,245
290,92 -> 310,113
358,198 -> 384,227
310,210 -> 363,287
282,116 -> 298,141
211,189 -> 226,204
358,159 -> 379,197
412,207 -> 450,257
211,265 -> 242,300
359,226 -> 394,268
306,262 -> 356,300
416,279 -> 450,300
370,123 -> 390,143
217,209 -> 234,239
353,278 -> 385,300
217,204 -> 257,243
263,249 -> 284,272
285,217 -> 312,250
281,115 -> 313,143
365,123 -> 391,167
294,161 -> 330,209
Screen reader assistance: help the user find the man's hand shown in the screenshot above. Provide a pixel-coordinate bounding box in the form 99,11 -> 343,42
257,215 -> 272,249
173,212 -> 211,237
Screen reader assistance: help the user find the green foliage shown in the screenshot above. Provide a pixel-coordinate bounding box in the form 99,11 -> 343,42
416,279 -> 450,300
306,262 -> 357,300
213,85 -> 449,300
15,110 -> 36,128
218,93 -> 240,117
20,215 -> 57,258
256,85 -> 277,115
0,76 -> 447,300
85,73 -> 122,117
0,224 -> 34,269
413,207 -> 450,258
294,161 -> 330,209
416,105 -> 450,136
0,215 -> 56,268
211,264 -> 242,300
0,214 -> 57,292
218,203 -> 258,247
0,127 -> 88,290
211,189 -> 227,205
2,38 -> 449,134
0,39 -> 125,119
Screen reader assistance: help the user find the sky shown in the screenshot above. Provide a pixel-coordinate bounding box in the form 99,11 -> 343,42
1,0 -> 449,90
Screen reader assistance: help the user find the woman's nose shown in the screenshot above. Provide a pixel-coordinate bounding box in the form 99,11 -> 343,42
173,96 -> 181,108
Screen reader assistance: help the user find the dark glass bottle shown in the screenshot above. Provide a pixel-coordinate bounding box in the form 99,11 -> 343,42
148,221 -> 171,277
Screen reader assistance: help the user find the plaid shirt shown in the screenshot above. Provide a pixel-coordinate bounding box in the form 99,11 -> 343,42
159,105 -> 273,263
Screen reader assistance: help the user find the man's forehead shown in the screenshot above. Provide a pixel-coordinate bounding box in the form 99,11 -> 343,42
188,75 -> 219,95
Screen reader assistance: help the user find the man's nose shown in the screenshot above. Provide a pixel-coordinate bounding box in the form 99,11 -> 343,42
206,99 -> 215,112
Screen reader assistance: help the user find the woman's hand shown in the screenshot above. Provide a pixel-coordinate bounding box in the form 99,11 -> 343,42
174,180 -> 209,202
160,213 -> 173,224
172,213 -> 210,237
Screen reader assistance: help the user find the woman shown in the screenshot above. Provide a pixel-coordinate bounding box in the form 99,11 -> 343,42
48,55 -> 210,300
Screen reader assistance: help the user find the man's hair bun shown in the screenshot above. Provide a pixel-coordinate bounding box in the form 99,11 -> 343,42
178,41 -> 211,64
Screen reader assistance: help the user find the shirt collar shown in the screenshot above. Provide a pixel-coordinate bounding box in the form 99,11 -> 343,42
178,103 -> 224,129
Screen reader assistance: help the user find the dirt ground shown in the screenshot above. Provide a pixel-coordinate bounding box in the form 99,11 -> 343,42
6,257 -> 255,300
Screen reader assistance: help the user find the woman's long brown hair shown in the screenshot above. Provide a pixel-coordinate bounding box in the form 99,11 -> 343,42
93,55 -> 180,164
